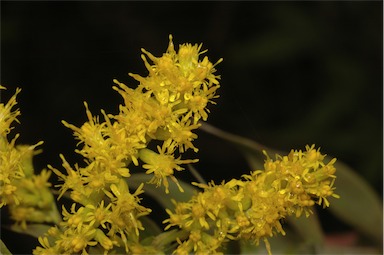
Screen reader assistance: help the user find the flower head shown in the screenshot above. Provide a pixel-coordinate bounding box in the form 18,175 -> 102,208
1,87 -> 59,230
34,36 -> 220,255
0,86 -> 21,136
0,87 -> 23,207
164,145 -> 338,255
128,34 -> 222,149
139,139 -> 198,193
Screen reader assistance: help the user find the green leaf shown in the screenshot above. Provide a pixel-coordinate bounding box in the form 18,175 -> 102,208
328,158 -> 383,245
286,212 -> 324,252
126,173 -> 198,210
88,245 -> 105,255
139,215 -> 163,242
151,229 -> 188,253
10,224 -> 51,239
1,239 -> 12,255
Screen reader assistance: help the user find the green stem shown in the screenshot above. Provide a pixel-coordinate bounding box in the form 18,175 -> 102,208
200,123 -> 267,152
187,164 -> 207,185
151,229 -> 189,251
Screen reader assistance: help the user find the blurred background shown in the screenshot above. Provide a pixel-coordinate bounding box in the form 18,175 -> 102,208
1,1 -> 383,254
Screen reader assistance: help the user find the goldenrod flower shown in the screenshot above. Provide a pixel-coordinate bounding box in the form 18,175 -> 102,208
62,102 -> 141,175
8,168 -> 59,229
0,137 -> 25,206
56,225 -> 98,254
85,200 -> 112,229
0,36 -> 342,255
34,236 -> 61,255
61,203 -> 88,229
164,145 -> 338,255
49,154 -> 87,201
164,113 -> 201,153
0,86 -> 21,136
139,139 -> 198,193
128,34 -> 222,146
106,181 -> 151,237
94,228 -> 116,251
130,35 -> 222,121
1,87 -> 59,230
0,87 -> 23,207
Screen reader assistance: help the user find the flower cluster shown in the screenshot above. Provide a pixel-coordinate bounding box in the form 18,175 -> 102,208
163,145 -> 339,255
33,35 -> 222,254
0,86 -> 60,229
0,86 -> 22,207
2,36 -> 339,255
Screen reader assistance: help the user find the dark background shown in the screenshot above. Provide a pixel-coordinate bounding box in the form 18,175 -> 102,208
1,1 -> 383,254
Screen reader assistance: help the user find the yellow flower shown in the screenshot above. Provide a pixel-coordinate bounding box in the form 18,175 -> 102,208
139,139 -> 198,193
56,225 -> 98,254
94,228 -> 116,251
131,35 -> 222,112
164,145 -> 338,255
34,236 -> 61,255
1,138 -> 24,206
128,35 -> 222,142
61,203 -> 88,229
7,168 -> 60,229
62,102 -> 141,176
101,180 -> 151,252
0,86 -> 61,233
0,87 -> 23,207
0,86 -> 21,136
166,113 -> 201,153
49,154 -> 86,200
85,200 -> 112,229
260,144 -> 339,213
113,80 -> 171,140
80,161 -> 120,190
1,142 -> 45,205
163,200 -> 191,231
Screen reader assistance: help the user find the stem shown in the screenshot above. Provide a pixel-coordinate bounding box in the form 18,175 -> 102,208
200,123 -> 267,152
151,229 -> 189,251
187,164 -> 207,185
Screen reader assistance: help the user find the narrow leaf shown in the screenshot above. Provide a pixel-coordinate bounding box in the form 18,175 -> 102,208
140,216 -> 163,241
9,224 -> 51,239
1,239 -> 12,255
328,158 -> 383,245
286,211 -> 324,251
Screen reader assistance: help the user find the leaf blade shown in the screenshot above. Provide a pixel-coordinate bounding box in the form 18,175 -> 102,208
328,158 -> 383,244
1,239 -> 12,255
